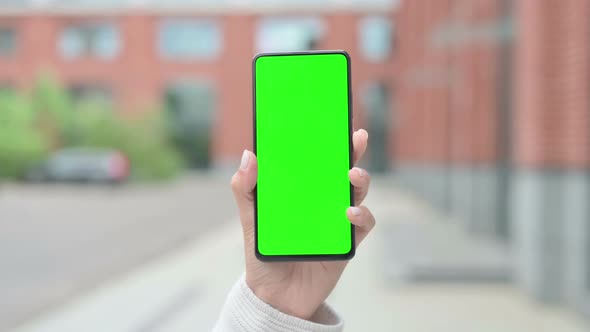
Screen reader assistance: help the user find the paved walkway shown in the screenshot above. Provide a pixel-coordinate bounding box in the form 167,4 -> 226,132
11,184 -> 589,332
0,174 -> 235,330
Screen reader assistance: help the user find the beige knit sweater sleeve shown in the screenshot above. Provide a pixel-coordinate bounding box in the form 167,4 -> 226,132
212,276 -> 344,332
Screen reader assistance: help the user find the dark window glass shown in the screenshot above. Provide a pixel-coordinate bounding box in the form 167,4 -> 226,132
0,27 -> 16,56
165,80 -> 215,168
70,83 -> 113,106
362,82 -> 390,172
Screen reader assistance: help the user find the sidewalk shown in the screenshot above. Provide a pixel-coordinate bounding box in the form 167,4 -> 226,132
12,184 -> 589,332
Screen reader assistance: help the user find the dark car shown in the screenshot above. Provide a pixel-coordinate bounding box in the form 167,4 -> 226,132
26,148 -> 130,184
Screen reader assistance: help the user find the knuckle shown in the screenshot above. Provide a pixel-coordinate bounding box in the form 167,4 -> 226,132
231,173 -> 240,191
368,216 -> 376,230
362,206 -> 376,228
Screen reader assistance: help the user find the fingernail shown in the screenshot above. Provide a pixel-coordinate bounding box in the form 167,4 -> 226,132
240,150 -> 250,170
355,167 -> 365,177
361,129 -> 368,140
350,207 -> 362,216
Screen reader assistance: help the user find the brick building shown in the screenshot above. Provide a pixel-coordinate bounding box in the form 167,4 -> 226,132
393,0 -> 590,316
512,0 -> 589,313
1,0 -> 589,318
0,0 -> 396,169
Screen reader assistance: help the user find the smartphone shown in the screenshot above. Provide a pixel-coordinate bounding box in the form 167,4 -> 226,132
253,50 -> 354,261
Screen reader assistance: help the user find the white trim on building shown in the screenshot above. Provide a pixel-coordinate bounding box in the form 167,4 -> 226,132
0,0 -> 398,15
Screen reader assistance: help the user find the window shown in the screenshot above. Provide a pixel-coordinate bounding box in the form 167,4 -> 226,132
359,16 -> 393,62
158,19 -> 221,60
362,82 -> 390,172
165,80 -> 216,168
0,27 -> 16,56
69,83 -> 113,106
256,17 -> 324,53
59,23 -> 120,59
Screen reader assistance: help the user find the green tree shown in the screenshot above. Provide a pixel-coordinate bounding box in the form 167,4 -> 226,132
0,74 -> 184,181
0,90 -> 49,178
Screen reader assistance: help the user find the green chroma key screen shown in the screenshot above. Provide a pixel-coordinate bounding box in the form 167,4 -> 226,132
253,51 -> 354,261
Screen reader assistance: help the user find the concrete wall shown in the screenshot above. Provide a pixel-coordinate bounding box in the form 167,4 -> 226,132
448,167 -> 503,235
562,172 -> 590,312
394,164 -> 505,237
511,170 -> 589,306
396,163 -> 590,315
394,164 -> 449,212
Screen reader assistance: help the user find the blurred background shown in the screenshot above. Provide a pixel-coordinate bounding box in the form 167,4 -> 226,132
0,0 -> 589,331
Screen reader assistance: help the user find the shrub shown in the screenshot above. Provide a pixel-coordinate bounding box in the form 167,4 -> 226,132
73,105 -> 184,180
0,75 -> 184,181
0,91 -> 49,178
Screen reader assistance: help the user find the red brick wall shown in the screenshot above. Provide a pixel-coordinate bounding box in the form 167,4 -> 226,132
452,1 -> 503,166
214,15 -> 256,164
514,0 -> 590,169
394,0 -> 590,170
394,0 -> 452,163
394,0 -> 504,166
0,12 -> 394,166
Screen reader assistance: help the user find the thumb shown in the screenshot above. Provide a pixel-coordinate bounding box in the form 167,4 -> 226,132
231,150 -> 258,231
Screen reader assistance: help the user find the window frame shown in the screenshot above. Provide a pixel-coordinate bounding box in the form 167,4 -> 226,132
358,15 -> 394,62
255,16 -> 325,53
58,21 -> 122,60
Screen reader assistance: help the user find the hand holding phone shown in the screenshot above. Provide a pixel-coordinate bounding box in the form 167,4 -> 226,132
231,129 -> 374,320
232,52 -> 375,320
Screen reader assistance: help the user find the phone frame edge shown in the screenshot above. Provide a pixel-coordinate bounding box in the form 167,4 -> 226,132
252,50 -> 356,262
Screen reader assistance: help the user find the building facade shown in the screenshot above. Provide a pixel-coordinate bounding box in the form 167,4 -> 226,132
393,0 -> 590,316
512,0 -> 589,313
1,0 -> 589,318
0,2 -> 396,169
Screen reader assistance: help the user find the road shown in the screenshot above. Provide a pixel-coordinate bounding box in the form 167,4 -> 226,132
0,174 -> 236,331
2,175 -> 588,332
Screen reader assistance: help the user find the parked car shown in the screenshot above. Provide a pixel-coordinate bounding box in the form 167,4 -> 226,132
25,148 -> 130,184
